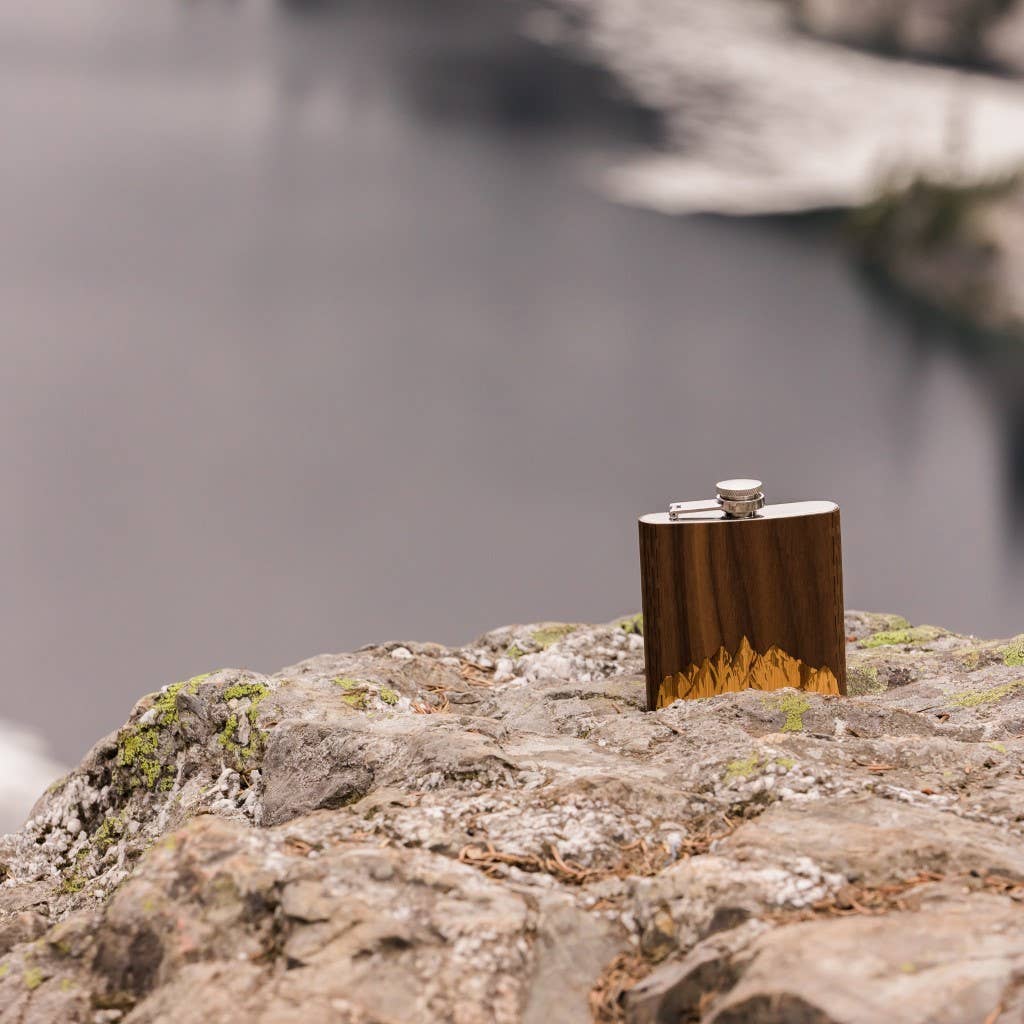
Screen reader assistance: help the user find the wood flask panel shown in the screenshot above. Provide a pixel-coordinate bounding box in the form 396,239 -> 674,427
639,504 -> 845,710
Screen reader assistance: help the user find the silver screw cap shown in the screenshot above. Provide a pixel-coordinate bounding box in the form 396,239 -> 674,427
716,479 -> 763,502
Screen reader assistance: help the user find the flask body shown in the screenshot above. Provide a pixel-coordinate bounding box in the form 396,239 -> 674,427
639,501 -> 845,710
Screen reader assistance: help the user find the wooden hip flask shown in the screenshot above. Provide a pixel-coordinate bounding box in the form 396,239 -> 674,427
639,479 -> 846,710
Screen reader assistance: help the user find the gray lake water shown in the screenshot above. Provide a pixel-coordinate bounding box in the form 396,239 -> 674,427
2,0 -> 1022,762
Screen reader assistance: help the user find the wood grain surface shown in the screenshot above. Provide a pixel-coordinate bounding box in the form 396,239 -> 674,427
639,506 -> 845,709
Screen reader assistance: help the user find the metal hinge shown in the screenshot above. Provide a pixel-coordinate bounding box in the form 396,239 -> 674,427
669,479 -> 765,521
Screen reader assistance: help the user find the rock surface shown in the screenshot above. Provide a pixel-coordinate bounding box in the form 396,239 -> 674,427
1,611 -> 1024,1022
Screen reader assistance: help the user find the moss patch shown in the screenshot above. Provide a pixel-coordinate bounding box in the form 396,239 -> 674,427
531,624 -> 576,650
948,679 -> 1024,708
22,968 -> 44,990
379,688 -> 399,706
860,625 -> 946,649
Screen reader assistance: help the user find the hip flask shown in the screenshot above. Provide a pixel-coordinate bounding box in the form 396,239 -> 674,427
638,479 -> 846,710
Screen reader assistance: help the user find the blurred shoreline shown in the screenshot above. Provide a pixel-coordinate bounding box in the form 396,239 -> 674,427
534,0 -> 1024,215
531,0 -> 1024,336
0,723 -> 65,835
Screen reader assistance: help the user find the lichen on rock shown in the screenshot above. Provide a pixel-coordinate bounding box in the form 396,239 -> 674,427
2,612 -> 1024,1023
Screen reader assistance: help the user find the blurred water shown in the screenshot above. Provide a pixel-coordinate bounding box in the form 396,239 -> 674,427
0,0 -> 1022,769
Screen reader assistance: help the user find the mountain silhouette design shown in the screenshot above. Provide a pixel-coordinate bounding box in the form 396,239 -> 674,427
657,636 -> 840,706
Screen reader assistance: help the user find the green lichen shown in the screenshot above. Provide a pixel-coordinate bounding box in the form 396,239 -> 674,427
990,741 -> 1008,754
379,688 -> 399,705
775,756 -> 796,770
153,686 -> 182,727
218,681 -> 270,764
1002,636 -> 1024,667
618,613 -> 644,635
218,713 -> 240,756
57,851 -> 87,892
332,678 -> 370,710
531,624 -> 576,650
724,752 -> 762,783
116,724 -> 163,790
58,848 -> 90,895
0,963 -> 9,979
94,813 -> 125,852
22,968 -> 43,990
958,648 -> 983,671
883,615 -> 911,631
223,681 -> 269,703
115,674 -> 213,791
781,694 -> 811,732
153,673 -> 212,727
505,643 -> 525,661
860,625 -> 946,649
762,693 -> 812,732
58,873 -> 86,895
847,665 -> 886,696
948,680 -> 1024,708
60,979 -> 75,992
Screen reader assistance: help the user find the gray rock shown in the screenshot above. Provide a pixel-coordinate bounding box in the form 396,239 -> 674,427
0,613 -> 1022,1022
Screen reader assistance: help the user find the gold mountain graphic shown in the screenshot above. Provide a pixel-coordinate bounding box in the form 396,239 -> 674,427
657,637 -> 839,707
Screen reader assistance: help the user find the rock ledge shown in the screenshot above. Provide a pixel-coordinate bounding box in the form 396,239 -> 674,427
1,611 -> 1023,1023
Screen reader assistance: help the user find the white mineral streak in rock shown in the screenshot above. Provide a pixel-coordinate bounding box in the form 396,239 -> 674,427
0,719 -> 65,835
555,0 -> 1024,214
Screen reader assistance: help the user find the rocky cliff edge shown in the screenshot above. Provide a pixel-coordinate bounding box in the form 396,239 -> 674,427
2,612 -> 1024,1023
